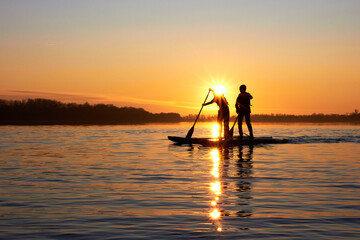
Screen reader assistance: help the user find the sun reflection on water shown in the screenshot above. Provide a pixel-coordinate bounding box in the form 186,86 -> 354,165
209,148 -> 222,231
210,181 -> 221,195
212,123 -> 220,138
210,209 -> 221,219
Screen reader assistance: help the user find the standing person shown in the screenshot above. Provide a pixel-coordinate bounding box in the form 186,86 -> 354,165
203,88 -> 230,139
236,85 -> 254,139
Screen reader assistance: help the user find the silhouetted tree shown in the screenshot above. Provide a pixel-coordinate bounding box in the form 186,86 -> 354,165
182,111 -> 360,123
0,99 -> 181,125
1,99 -> 359,125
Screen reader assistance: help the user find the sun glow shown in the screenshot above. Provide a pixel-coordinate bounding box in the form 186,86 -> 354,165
212,85 -> 226,95
212,123 -> 220,138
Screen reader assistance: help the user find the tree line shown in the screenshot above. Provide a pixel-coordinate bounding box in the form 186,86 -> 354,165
0,98 -> 359,125
0,99 -> 181,125
182,111 -> 360,123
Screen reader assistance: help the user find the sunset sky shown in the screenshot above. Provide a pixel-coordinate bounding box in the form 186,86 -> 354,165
1,0 -> 359,115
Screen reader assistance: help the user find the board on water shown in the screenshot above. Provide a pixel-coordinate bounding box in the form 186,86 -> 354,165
168,136 -> 288,147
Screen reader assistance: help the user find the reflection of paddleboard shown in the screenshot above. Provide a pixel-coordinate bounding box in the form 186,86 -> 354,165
168,136 -> 289,147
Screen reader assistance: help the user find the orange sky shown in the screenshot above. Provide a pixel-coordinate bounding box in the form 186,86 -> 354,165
1,1 -> 359,115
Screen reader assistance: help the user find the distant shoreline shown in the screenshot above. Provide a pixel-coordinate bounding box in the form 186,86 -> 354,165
1,121 -> 359,126
183,112 -> 360,124
1,98 -> 359,125
0,98 -> 181,125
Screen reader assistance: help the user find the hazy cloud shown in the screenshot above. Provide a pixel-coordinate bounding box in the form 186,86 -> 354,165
0,89 -> 197,113
0,90 -> 106,102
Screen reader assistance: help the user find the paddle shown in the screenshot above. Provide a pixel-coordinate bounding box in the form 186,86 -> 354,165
228,115 -> 239,138
186,89 -> 211,139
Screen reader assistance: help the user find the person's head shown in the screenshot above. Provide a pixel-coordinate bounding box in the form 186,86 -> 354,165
240,84 -> 246,93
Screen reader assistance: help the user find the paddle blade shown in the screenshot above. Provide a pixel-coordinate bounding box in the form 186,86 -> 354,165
186,126 -> 194,139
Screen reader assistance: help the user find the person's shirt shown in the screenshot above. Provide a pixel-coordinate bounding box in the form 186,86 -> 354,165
236,92 -> 253,113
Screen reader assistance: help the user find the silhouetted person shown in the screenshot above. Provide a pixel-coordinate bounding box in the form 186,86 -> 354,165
236,85 -> 253,139
203,88 -> 230,139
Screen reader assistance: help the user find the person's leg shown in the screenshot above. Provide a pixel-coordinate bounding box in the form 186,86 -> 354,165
245,113 -> 253,138
217,111 -> 222,138
224,113 -> 230,139
238,113 -> 244,138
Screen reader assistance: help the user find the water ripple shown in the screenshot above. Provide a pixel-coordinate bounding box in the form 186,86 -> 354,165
0,124 -> 359,239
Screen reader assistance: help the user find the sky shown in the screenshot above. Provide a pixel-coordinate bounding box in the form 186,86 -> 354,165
1,0 -> 359,115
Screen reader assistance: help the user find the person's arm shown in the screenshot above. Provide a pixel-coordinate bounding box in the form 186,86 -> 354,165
203,88 -> 216,106
203,98 -> 214,106
248,93 -> 253,99
236,96 -> 250,112
236,95 -> 243,107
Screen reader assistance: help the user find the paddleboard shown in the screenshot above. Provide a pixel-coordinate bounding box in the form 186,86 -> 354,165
168,136 -> 288,147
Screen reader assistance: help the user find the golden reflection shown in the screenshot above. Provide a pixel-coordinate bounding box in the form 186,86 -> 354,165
210,209 -> 221,219
209,148 -> 223,231
211,149 -> 220,177
211,149 -> 220,161
211,168 -> 219,178
210,181 -> 221,195
212,123 -> 220,138
206,146 -> 254,232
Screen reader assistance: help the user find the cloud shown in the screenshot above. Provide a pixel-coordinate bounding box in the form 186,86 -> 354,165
115,96 -> 198,110
0,89 -> 197,113
0,90 -> 106,102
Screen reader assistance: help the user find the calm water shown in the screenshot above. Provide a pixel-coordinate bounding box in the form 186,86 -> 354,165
0,123 -> 359,239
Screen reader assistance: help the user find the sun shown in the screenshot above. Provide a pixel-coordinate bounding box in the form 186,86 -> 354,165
212,85 -> 226,95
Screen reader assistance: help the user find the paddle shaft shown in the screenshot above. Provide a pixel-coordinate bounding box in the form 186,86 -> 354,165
228,115 -> 239,137
186,90 -> 211,138
230,114 -> 250,137
193,90 -> 211,126
231,115 -> 239,130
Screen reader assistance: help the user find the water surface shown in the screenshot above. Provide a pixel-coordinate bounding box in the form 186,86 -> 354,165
0,123 -> 359,239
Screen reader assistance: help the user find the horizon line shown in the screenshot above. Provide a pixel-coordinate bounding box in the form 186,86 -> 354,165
0,97 -> 358,117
